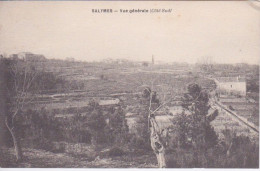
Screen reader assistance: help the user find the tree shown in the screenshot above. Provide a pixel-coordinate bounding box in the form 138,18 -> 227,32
108,107 -> 129,145
197,56 -> 214,73
133,74 -> 177,168
167,83 -> 219,167
174,83 -> 218,166
142,86 -> 167,168
1,58 -> 40,161
87,108 -> 106,145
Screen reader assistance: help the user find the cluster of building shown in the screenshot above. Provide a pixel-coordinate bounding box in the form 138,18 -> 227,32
9,52 -> 46,62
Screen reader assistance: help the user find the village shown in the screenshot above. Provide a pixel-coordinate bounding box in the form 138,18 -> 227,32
0,52 -> 259,168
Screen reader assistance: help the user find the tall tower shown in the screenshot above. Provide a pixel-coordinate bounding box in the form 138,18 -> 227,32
152,55 -> 154,65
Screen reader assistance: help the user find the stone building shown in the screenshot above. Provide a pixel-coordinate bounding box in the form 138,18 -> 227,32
10,52 -> 46,62
215,76 -> 246,96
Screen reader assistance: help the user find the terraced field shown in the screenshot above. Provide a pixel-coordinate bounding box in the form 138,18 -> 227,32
211,102 -> 258,142
220,97 -> 259,126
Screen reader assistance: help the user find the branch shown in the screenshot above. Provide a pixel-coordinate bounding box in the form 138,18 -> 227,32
5,117 -> 14,132
22,64 -> 28,93
148,79 -> 155,114
11,109 -> 19,125
150,98 -> 172,115
11,64 -> 19,93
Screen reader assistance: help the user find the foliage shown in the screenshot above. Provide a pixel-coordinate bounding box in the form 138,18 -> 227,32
142,87 -> 160,104
167,130 -> 258,168
6,108 -> 92,150
1,58 -> 46,161
128,87 -> 162,152
106,107 -> 129,145
174,83 -> 218,150
247,79 -> 259,93
168,83 -> 258,168
87,109 -> 106,132
32,72 -> 67,92
108,147 -> 125,157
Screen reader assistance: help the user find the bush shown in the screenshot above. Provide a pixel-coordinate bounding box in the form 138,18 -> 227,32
108,147 -> 125,157
229,105 -> 235,111
166,156 -> 181,168
32,138 -> 55,152
51,142 -> 66,153
129,136 -> 151,151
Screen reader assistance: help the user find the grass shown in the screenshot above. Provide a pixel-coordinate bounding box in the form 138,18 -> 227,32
2,61 -> 258,168
0,147 -> 157,168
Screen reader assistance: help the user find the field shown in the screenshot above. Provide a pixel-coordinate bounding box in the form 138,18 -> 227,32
219,96 -> 259,126
211,102 -> 258,142
1,59 -> 259,168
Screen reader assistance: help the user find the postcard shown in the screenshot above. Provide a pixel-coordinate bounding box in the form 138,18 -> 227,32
0,1 -> 259,168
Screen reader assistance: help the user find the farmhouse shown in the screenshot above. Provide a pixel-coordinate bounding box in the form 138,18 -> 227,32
10,52 -> 46,61
215,76 -> 246,96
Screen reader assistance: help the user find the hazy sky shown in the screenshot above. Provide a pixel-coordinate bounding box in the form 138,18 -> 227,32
0,1 -> 259,64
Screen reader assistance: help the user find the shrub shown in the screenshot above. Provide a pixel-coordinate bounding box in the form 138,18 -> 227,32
51,142 -> 66,154
108,147 -> 125,157
229,105 -> 235,111
32,138 -> 55,152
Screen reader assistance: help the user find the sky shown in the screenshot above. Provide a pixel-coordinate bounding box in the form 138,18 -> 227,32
0,1 -> 259,64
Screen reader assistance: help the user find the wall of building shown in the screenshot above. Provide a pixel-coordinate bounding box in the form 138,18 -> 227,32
218,81 -> 246,96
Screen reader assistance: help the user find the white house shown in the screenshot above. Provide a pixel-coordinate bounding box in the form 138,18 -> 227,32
215,76 -> 246,96
13,52 -> 46,61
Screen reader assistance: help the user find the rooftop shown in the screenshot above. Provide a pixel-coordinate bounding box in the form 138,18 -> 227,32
216,76 -> 246,82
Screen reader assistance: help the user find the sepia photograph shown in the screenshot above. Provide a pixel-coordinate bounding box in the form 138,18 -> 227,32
0,1 -> 259,168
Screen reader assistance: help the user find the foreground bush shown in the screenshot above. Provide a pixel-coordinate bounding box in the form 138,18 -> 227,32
108,147 -> 125,157
166,133 -> 258,168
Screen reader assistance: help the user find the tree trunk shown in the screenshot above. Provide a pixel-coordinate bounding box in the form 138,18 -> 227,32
10,129 -> 23,162
5,120 -> 23,162
226,141 -> 232,157
156,150 -> 166,168
150,117 -> 166,168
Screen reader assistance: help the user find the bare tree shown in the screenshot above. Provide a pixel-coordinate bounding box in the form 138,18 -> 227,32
198,56 -> 214,72
149,112 -> 167,167
122,72 -> 177,167
3,59 -> 39,161
142,77 -> 176,168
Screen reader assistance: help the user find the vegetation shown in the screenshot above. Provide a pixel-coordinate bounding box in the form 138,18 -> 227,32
0,55 -> 258,168
168,84 -> 219,167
